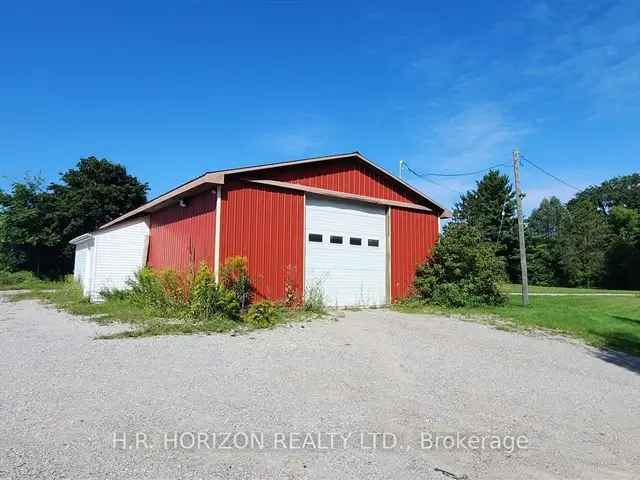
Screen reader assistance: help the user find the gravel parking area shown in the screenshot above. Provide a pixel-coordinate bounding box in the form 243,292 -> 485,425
1,298 -> 639,479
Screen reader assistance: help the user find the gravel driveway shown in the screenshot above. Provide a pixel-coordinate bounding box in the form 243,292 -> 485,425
1,298 -> 639,479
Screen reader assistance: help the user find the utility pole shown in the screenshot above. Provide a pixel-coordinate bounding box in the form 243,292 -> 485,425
513,149 -> 529,306
399,160 -> 404,180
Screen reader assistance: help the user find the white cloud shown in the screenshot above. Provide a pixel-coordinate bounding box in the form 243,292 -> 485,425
401,103 -> 530,210
421,103 -> 529,168
524,1 -> 640,113
400,0 -> 639,210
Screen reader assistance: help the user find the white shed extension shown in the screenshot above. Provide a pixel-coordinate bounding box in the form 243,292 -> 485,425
71,233 -> 94,297
70,217 -> 150,302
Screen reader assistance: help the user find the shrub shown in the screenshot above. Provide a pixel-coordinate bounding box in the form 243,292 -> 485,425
413,223 -> 507,307
431,283 -> 466,308
244,300 -> 284,328
158,269 -> 191,306
0,270 -> 34,287
189,264 -> 240,321
0,270 -> 51,289
126,267 -> 188,316
220,256 -> 252,310
125,265 -> 242,321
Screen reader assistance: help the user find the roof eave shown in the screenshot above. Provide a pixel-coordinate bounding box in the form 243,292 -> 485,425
99,172 -> 223,230
69,233 -> 93,245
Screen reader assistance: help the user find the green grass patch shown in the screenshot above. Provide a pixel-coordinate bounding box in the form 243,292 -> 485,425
503,283 -> 638,295
395,293 -> 640,357
0,270 -> 62,291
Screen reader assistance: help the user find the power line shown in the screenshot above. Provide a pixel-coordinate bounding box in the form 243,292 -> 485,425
409,163 -> 511,177
521,155 -> 581,191
403,164 -> 464,194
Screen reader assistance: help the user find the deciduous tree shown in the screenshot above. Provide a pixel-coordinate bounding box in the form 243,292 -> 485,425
49,156 -> 148,270
0,157 -> 147,276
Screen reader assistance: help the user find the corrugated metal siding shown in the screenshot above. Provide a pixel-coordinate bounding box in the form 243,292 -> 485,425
390,207 -> 439,301
220,181 -> 304,302
248,157 -> 426,205
148,190 -> 216,272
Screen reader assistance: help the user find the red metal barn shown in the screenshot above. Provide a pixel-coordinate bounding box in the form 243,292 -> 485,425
84,152 -> 450,305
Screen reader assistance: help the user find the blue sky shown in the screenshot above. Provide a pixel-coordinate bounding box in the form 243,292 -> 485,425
1,1 -> 639,212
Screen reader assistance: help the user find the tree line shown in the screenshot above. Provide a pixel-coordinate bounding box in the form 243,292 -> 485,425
0,157 -> 148,276
454,170 -> 640,290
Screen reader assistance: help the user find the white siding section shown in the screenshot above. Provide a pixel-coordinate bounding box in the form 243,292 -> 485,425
73,243 -> 88,283
305,196 -> 387,306
90,217 -> 149,302
73,239 -> 94,296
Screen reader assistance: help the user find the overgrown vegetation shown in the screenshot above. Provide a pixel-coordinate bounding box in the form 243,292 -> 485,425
219,256 -> 252,310
116,264 -> 242,323
413,223 -> 507,307
303,279 -> 326,313
0,270 -> 58,290
7,262 -> 327,338
245,300 -> 285,328
189,265 -> 240,321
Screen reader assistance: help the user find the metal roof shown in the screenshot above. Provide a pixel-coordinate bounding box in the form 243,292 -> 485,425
98,151 -> 451,230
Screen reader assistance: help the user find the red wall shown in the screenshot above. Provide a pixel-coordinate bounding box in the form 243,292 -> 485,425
145,157 -> 440,303
148,190 -> 216,272
249,157 -> 426,205
219,181 -> 304,302
238,157 -> 440,302
220,158 -> 441,303
390,207 -> 439,301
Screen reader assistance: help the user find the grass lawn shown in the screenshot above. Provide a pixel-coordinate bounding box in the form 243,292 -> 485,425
503,283 -> 638,295
396,292 -> 640,357
6,281 -> 323,339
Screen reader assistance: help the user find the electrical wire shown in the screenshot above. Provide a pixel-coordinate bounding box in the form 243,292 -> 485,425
403,163 -> 511,177
403,164 -> 464,194
521,155 -> 581,191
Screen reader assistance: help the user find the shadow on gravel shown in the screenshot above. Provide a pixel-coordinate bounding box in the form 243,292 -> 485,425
591,331 -> 640,375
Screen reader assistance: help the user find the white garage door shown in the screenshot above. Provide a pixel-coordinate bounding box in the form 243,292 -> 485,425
305,196 -> 387,306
